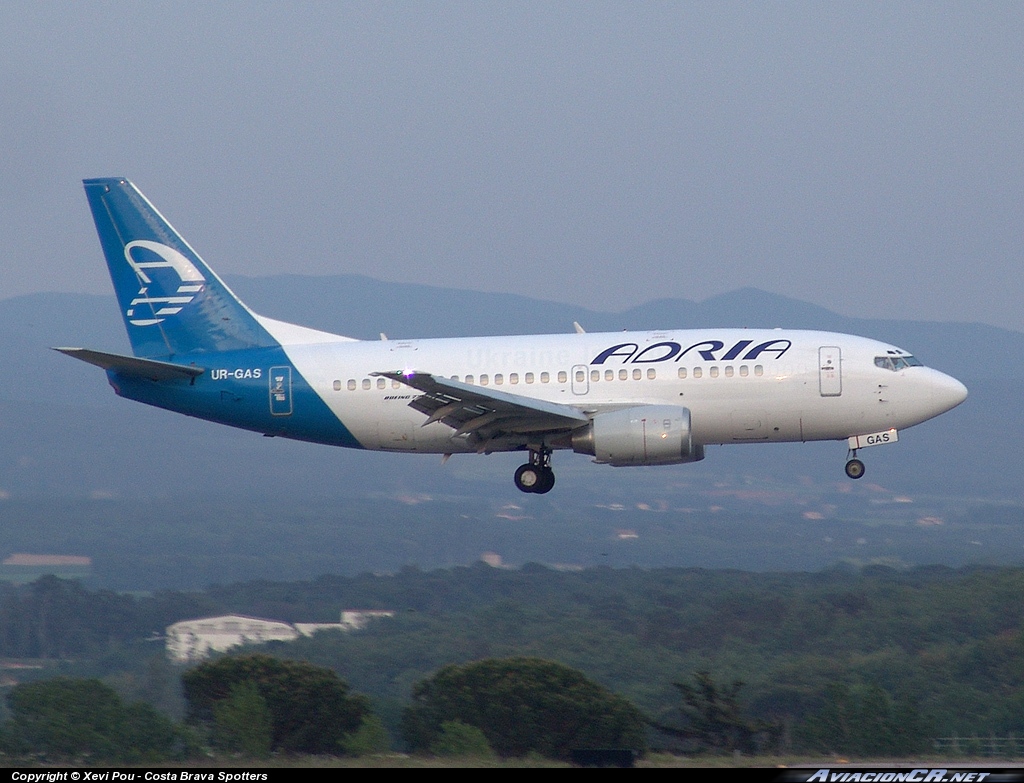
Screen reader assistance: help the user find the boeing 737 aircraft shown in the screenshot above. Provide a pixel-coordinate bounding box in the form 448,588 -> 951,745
58,178 -> 968,494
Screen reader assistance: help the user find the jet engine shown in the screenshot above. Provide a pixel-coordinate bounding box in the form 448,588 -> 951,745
571,405 -> 704,466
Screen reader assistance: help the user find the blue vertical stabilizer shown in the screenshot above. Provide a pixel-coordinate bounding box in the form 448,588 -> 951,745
82,178 -> 276,358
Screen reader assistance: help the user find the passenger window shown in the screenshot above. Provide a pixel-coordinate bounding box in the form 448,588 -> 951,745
541,372 -> 550,383
465,375 -> 474,384
724,366 -> 734,378
633,369 -> 642,380
693,367 -> 702,378
333,380 -> 342,391
557,371 -> 567,383
605,369 -> 614,381
362,379 -> 371,390
494,374 -> 503,385
754,365 -> 764,377
739,365 -> 749,377
526,372 -> 535,384
510,373 -> 519,384
677,368 -> 687,379
480,374 -> 489,386
590,370 -> 599,382
392,379 -> 401,388
619,369 -> 628,380
347,379 -> 356,391
710,366 -> 719,378
647,368 -> 656,380
377,378 -> 386,389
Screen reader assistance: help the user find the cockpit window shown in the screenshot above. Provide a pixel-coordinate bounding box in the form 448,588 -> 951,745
875,355 -> 924,371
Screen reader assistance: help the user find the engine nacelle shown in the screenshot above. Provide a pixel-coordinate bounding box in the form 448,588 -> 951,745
571,405 -> 705,466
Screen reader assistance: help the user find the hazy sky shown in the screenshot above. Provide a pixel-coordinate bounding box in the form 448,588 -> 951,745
2,2 -> 1022,330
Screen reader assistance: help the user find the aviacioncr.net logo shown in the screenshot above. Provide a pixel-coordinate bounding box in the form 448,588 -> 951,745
123,240 -> 206,326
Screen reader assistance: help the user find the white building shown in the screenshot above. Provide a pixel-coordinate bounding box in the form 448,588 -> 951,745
166,615 -> 299,663
340,610 -> 395,630
166,610 -> 396,662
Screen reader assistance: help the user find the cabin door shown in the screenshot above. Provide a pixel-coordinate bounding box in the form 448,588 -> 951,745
818,346 -> 842,397
269,366 -> 293,415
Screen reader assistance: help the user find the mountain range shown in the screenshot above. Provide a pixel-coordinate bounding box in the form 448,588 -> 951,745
0,275 -> 1011,503
0,276 -> 1020,586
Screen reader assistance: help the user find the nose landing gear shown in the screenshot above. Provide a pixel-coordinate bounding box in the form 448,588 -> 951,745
845,449 -> 865,480
514,447 -> 555,494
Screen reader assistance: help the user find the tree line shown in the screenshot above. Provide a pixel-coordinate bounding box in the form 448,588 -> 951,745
0,656 -> 645,763
2,564 -> 1024,757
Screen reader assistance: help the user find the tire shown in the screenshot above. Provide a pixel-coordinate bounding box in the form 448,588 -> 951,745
533,467 -> 555,494
845,458 -> 866,480
514,464 -> 541,492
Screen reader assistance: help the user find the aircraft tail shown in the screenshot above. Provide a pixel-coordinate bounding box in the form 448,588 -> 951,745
83,178 -> 277,358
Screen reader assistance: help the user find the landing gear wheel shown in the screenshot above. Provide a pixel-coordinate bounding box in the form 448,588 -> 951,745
514,447 -> 556,493
533,467 -> 555,494
845,458 -> 866,480
514,464 -> 542,493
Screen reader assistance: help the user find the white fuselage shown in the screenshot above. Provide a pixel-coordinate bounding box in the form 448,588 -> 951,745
275,327 -> 967,454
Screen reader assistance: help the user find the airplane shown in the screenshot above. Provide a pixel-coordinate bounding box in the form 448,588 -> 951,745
57,178 -> 968,494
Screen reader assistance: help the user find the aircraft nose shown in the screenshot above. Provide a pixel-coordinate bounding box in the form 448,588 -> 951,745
930,371 -> 968,413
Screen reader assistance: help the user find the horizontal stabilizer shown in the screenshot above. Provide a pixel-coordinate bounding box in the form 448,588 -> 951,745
53,348 -> 206,381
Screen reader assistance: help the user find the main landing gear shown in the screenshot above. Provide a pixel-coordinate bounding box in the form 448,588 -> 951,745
514,447 -> 555,494
845,449 -> 865,480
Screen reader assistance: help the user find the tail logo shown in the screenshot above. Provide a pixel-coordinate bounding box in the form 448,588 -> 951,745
123,240 -> 206,326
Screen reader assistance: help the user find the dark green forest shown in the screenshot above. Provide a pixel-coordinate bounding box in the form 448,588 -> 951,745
2,564 -> 1024,758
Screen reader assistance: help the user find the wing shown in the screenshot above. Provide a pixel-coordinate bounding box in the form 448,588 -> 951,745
372,371 -> 589,450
